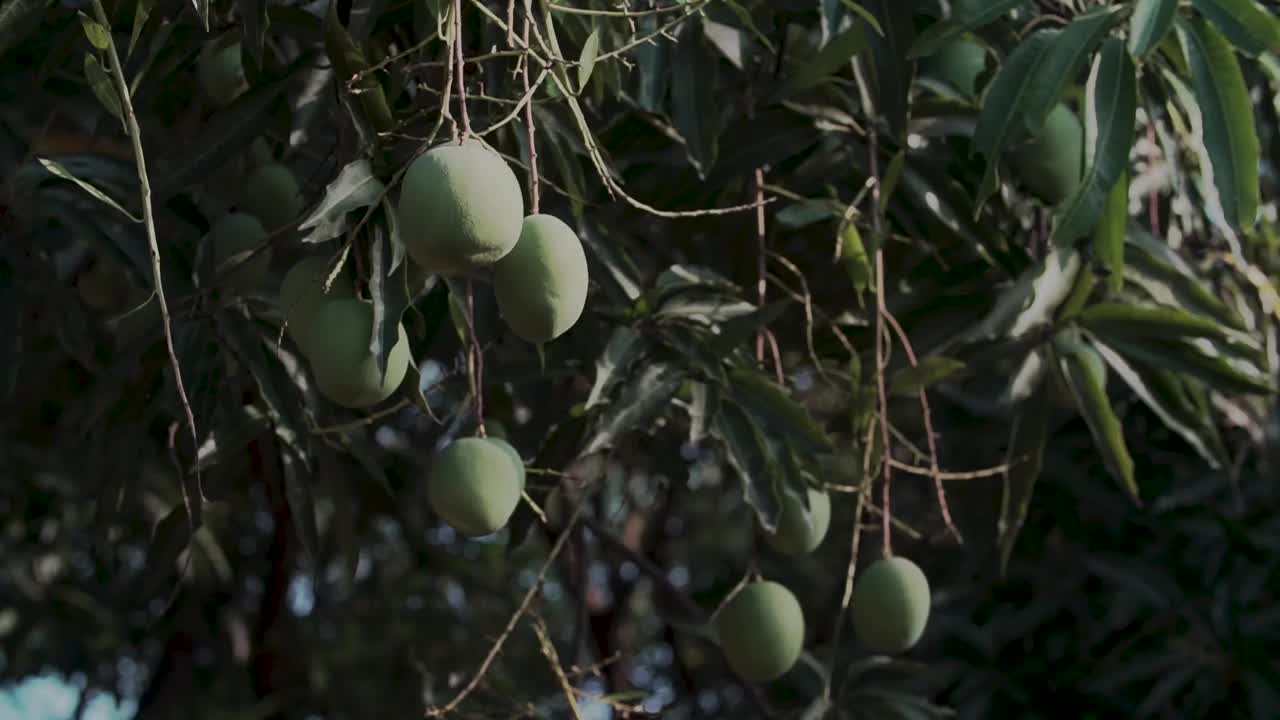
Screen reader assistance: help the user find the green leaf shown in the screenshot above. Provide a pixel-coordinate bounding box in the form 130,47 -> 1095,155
971,29 -> 1057,210
299,158 -> 386,244
1052,37 -> 1137,247
631,12 -> 670,113
83,53 -> 123,122
948,246 -> 1081,347
1091,333 -> 1275,396
582,363 -> 687,456
237,0 -> 270,67
784,21 -> 867,93
1052,329 -> 1139,501
909,0 -> 1026,60
1094,169 -> 1128,293
726,367 -> 833,455
577,27 -> 600,92
1128,0 -> 1178,60
1177,15 -> 1261,230
1091,339 -> 1227,468
1123,227 -> 1245,329
1077,302 -> 1260,353
191,0 -> 209,31
862,0 -> 916,139
586,327 -> 645,410
889,356 -> 966,397
366,219 -> 411,382
78,11 -> 109,50
838,219 -> 872,299
671,19 -> 719,177
140,504 -> 193,600
323,0 -> 393,134
1191,0 -> 1280,56
36,158 -> 141,223
281,447 -> 320,563
712,399 -> 783,531
128,0 -> 152,59
1020,7 -> 1122,139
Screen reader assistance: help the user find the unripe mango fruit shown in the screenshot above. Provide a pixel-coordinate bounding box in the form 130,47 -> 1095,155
493,214 -> 589,343
428,437 -> 523,537
485,435 -> 526,491
765,487 -> 831,556
397,139 -> 525,274
715,580 -> 805,683
278,255 -> 354,354
850,556 -> 931,654
209,212 -> 271,294
241,163 -> 305,232
306,299 -> 411,409
1011,103 -> 1083,206
198,40 -> 247,107
926,39 -> 986,98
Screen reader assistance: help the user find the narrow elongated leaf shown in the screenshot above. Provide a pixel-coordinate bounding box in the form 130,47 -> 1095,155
128,0 -> 152,59
586,327 -> 645,409
281,448 -> 320,562
323,0 -> 393,134
1094,169 -> 1128,293
631,12 -> 669,112
1077,302 -> 1259,352
1123,227 -> 1245,329
838,220 -> 872,299
237,0 -> 269,66
1052,37 -> 1137,247
84,54 -> 123,122
1128,0 -> 1178,59
889,356 -> 966,397
1191,0 -> 1280,56
1092,339 -> 1227,468
784,20 -> 868,92
1020,7 -> 1122,138
1093,333 -> 1276,395
577,28 -> 600,92
949,246 -> 1080,347
909,0 -> 1026,59
1052,329 -> 1139,501
366,220 -> 411,381
862,0 -> 916,140
713,400 -> 783,531
582,363 -> 686,456
671,20 -> 719,177
140,505 -> 193,599
726,367 -> 833,454
37,158 -> 141,223
1177,16 -> 1261,230
971,29 -> 1057,210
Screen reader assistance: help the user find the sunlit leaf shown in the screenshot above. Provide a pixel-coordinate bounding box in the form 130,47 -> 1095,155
1052,328 -> 1138,501
1128,0 -> 1178,60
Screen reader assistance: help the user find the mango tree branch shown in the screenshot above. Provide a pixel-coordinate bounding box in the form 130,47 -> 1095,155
90,0 -> 201,522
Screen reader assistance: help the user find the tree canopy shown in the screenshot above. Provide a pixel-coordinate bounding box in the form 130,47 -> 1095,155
2,0 -> 1279,718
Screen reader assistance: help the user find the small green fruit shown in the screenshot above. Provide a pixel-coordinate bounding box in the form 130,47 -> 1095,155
397,140 -> 524,274
306,299 -> 411,409
850,556 -> 931,654
493,214 -> 589,343
765,487 -> 831,556
921,38 -> 986,98
715,581 -> 805,683
278,255 -> 355,354
485,435 -> 526,491
1011,103 -> 1084,205
209,212 -> 271,294
429,437 -> 523,537
241,163 -> 304,232
198,40 -> 247,107
245,137 -> 275,168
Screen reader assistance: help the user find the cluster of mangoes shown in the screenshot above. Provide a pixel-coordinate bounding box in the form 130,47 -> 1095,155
711,484 -> 932,683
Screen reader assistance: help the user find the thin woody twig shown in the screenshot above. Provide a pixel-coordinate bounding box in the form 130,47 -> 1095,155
881,308 -> 962,543
453,0 -> 472,137
91,0 -> 201,522
523,0 -> 541,213
755,167 -> 767,367
424,501 -> 586,717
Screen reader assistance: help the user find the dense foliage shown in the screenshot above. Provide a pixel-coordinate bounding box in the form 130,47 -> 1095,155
2,0 -> 1279,718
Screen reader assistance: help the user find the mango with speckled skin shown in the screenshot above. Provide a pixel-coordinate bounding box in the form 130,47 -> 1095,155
715,581 -> 805,683
306,299 -> 411,409
428,437 -> 523,537
850,556 -> 931,654
493,214 -> 588,343
278,255 -> 354,354
209,213 -> 271,294
1012,103 -> 1084,206
198,41 -> 247,107
241,163 -> 305,232
765,487 -> 831,556
398,140 -> 524,274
